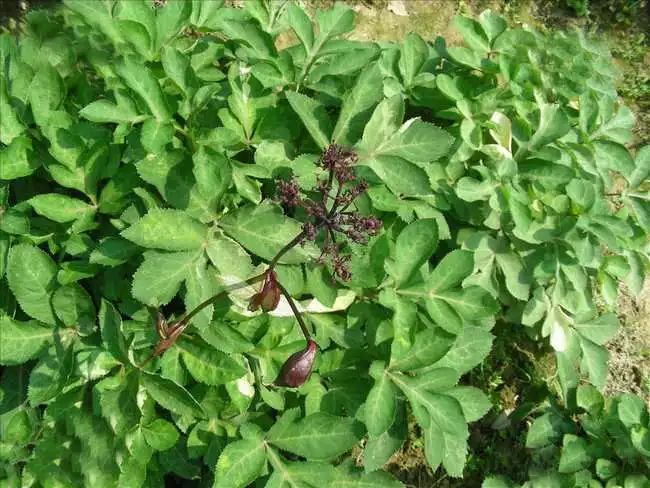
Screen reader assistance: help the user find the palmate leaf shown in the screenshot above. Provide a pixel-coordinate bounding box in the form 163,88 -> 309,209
388,372 -> 472,476
397,250 -> 497,334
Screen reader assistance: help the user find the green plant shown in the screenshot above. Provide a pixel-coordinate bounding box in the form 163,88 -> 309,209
0,1 -> 648,487
484,386 -> 650,487
566,0 -> 589,16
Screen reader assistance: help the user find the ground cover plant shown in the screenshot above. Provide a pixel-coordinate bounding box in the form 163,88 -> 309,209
0,1 -> 648,486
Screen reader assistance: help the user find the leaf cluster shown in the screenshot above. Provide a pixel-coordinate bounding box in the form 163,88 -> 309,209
0,1 -> 648,486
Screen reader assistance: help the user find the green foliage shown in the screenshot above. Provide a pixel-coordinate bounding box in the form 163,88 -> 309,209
487,388 -> 650,486
0,1 -> 648,487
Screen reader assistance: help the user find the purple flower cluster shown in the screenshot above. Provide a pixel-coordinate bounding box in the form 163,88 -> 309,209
276,144 -> 382,281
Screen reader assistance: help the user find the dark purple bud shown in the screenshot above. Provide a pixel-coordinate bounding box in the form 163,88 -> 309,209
277,178 -> 301,208
275,340 -> 318,388
302,222 -> 317,241
248,270 -> 281,312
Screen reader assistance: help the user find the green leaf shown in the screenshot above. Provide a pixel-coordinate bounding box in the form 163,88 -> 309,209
389,327 -> 456,372
79,99 -> 142,124
435,326 -> 494,374
213,438 -> 266,488
121,208 -> 207,251
425,250 -> 474,293
90,237 -> 140,267
140,372 -> 205,418
131,250 -> 198,306
593,141 -> 636,176
268,412 -> 364,461
364,156 -> 431,197
360,95 -> 404,152
142,419 -> 179,451
630,145 -> 650,188
98,299 -> 129,364
0,316 -> 51,365
528,104 -> 570,150
29,65 -> 64,125
52,283 -> 96,335
220,203 -> 318,264
365,371 -> 396,436
287,3 -> 314,50
0,136 -> 38,180
396,377 -> 467,438
332,64 -> 383,146
374,120 -> 454,164
364,403 -> 407,472
576,384 -> 604,415
573,313 -> 619,345
28,346 -> 73,405
445,386 -> 492,422
525,412 -> 566,448
595,458 -> 619,480
398,32 -> 429,86
579,338 -> 608,389
27,191 -> 94,224
558,435 -> 591,473
455,16 -> 489,52
518,161 -> 574,189
206,233 -> 254,278
617,393 -> 647,428
441,430 -> 469,478
115,57 -> 171,121
193,145 -> 232,206
7,243 -> 58,324
385,219 -> 438,287
178,339 -> 246,385
141,118 -> 174,154
184,256 -> 219,328
285,91 -> 333,149
447,46 -> 481,69
161,46 -> 192,95
494,250 -> 530,300
315,3 -> 355,41
478,10 -> 507,41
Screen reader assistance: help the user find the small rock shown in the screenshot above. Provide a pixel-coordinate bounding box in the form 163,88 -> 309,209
387,0 -> 409,17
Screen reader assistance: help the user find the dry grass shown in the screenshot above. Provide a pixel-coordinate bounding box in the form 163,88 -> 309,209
605,279 -> 650,404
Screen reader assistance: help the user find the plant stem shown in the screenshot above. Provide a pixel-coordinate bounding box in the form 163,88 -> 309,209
277,282 -> 311,342
268,230 -> 306,269
180,273 -> 266,325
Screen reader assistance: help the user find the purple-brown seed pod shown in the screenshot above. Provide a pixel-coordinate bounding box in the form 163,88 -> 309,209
275,340 -> 318,388
248,270 -> 281,312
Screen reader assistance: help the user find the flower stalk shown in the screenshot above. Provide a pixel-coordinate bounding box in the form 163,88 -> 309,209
143,144 -> 381,387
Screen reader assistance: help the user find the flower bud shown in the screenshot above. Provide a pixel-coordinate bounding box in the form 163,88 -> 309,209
275,340 -> 318,388
248,270 -> 281,312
